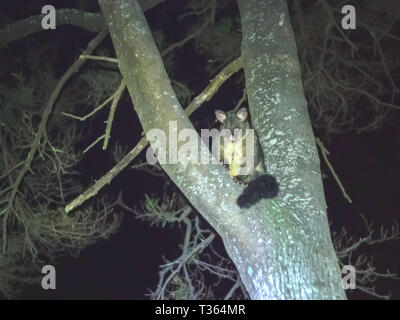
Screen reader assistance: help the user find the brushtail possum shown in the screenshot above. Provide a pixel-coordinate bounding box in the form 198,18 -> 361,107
215,107 -> 279,208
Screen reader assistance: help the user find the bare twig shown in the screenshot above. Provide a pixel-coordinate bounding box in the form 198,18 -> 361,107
103,81 -> 126,150
79,54 -> 119,64
316,137 -> 352,203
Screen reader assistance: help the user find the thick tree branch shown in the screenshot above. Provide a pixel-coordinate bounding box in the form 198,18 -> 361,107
99,0 -> 270,296
98,0 -> 345,299
0,9 -> 104,48
0,0 -> 164,48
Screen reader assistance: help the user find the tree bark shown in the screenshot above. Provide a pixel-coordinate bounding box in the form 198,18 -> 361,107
99,0 -> 346,299
236,0 -> 346,299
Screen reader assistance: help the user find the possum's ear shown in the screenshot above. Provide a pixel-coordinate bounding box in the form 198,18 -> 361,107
215,109 -> 227,123
236,107 -> 248,121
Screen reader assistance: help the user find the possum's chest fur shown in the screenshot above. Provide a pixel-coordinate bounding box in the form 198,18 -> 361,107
219,134 -> 265,183
220,138 -> 246,177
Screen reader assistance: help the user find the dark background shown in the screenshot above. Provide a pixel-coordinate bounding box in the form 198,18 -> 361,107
0,0 -> 399,299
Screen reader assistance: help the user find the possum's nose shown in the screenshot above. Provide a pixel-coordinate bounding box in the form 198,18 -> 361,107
229,135 -> 235,142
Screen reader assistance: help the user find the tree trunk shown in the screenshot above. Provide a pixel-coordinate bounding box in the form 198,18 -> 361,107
99,0 -> 346,299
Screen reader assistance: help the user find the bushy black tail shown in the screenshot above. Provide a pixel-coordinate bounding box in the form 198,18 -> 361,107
237,174 -> 279,209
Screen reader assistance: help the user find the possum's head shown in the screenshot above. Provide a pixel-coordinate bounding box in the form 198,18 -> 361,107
215,107 -> 250,142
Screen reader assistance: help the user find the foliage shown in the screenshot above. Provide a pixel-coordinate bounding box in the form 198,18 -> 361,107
290,0 -> 400,135
0,44 -> 121,299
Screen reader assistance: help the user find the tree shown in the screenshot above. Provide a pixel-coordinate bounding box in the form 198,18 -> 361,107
97,0 -> 345,299
0,0 -> 398,299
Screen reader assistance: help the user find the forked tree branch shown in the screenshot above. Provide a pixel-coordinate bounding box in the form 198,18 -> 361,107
65,57 -> 243,213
